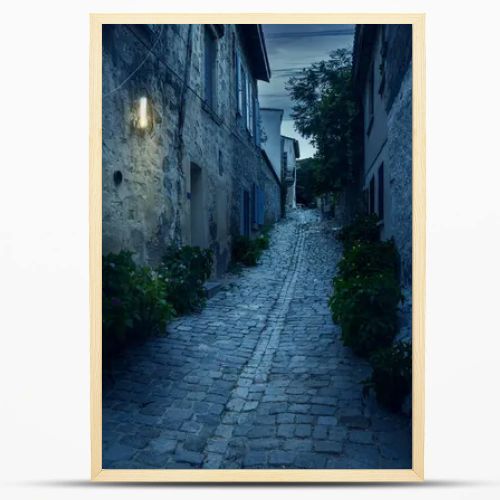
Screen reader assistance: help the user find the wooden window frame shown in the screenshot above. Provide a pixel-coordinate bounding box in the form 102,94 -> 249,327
204,25 -> 218,111
378,163 -> 384,219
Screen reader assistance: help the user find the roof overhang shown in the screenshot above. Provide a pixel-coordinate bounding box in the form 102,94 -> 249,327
281,135 -> 301,159
237,25 -> 271,82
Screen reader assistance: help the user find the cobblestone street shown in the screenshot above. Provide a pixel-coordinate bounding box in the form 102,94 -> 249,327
103,209 -> 411,469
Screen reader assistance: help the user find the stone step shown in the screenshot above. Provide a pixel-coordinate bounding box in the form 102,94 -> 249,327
204,280 -> 223,298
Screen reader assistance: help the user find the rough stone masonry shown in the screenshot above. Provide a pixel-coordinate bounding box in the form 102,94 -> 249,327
102,24 -> 281,276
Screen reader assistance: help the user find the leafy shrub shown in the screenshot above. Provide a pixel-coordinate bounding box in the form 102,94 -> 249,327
232,234 -> 268,266
337,214 -> 380,249
159,246 -> 213,315
337,240 -> 400,282
131,266 -> 175,336
102,252 -> 174,357
331,217 -> 402,358
364,342 -> 411,412
102,251 -> 137,354
255,232 -> 270,251
329,272 -> 401,356
333,214 -> 409,411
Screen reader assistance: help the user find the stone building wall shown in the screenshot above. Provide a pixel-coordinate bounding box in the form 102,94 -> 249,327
102,24 -> 280,276
353,24 -> 413,287
259,163 -> 282,225
102,25 -> 186,265
383,25 -> 412,286
386,64 -> 412,286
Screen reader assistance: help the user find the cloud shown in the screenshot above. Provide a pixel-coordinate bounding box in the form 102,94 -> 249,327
264,28 -> 354,39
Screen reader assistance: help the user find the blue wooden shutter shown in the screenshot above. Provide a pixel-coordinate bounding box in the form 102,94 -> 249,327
242,69 -> 247,123
256,188 -> 261,225
235,52 -> 241,114
239,188 -> 245,235
257,188 -> 265,225
252,183 -> 257,224
261,189 -> 265,225
246,79 -> 252,132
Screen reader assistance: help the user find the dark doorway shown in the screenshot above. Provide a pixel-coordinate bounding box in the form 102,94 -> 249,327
243,190 -> 250,237
190,163 -> 205,248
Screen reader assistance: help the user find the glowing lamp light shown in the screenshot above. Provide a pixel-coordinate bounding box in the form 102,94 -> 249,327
138,96 -> 148,129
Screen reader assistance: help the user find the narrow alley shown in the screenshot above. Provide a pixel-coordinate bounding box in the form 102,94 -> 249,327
103,209 -> 411,469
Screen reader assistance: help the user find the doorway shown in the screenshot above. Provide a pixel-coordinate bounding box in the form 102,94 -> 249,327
242,189 -> 250,237
190,163 -> 205,248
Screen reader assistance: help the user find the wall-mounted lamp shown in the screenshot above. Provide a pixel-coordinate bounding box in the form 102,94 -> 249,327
138,96 -> 149,129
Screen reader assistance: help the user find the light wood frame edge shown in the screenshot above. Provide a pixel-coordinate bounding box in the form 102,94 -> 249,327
90,13 -> 103,481
89,12 -> 425,483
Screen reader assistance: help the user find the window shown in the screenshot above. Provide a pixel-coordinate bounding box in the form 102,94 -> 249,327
368,64 -> 374,117
379,27 -> 387,97
235,53 -> 243,115
240,190 -> 250,237
251,183 -> 257,225
218,150 -> 224,176
257,187 -> 265,225
240,66 -> 247,123
369,176 -> 375,214
247,80 -> 253,134
378,163 -> 384,218
367,63 -> 374,135
204,27 -> 217,109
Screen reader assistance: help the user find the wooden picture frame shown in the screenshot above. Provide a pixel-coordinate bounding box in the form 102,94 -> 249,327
90,13 -> 425,482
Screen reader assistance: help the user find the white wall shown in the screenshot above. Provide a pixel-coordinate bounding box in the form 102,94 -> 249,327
282,136 -> 297,173
260,108 -> 283,179
282,136 -> 298,208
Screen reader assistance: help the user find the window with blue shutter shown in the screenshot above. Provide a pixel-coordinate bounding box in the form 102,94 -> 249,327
240,189 -> 250,237
257,188 -> 265,225
369,176 -> 375,214
241,67 -> 247,124
255,100 -> 260,146
235,52 -> 242,115
204,27 -> 217,109
247,80 -> 253,134
251,183 -> 257,225
378,163 -> 384,218
239,188 -> 245,235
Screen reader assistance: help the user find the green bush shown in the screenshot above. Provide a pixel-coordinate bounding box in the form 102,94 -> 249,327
159,246 -> 213,315
337,240 -> 400,282
364,342 -> 412,412
102,251 -> 136,354
332,214 -> 409,411
329,271 -> 401,356
255,231 -> 270,251
331,217 -> 402,358
337,214 -> 380,249
131,266 -> 175,336
102,252 -> 174,357
232,234 -> 268,266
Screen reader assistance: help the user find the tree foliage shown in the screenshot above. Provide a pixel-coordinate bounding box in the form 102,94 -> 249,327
295,158 -> 320,206
287,48 -> 361,197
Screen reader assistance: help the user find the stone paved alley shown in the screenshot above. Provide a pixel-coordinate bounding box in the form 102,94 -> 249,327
102,209 -> 411,469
